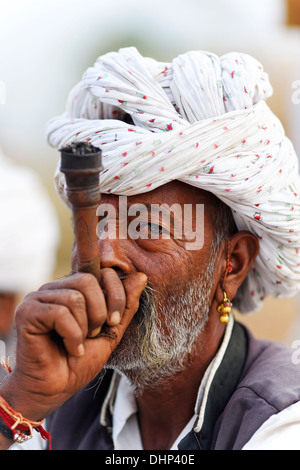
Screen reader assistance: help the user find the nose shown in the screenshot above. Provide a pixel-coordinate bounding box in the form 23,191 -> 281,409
98,237 -> 135,275
96,193 -> 136,275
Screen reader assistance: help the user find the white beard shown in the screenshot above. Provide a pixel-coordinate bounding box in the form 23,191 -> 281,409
105,261 -> 214,396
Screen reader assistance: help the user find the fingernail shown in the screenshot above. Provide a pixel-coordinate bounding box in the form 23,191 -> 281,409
77,344 -> 85,356
89,326 -> 101,338
109,311 -> 121,326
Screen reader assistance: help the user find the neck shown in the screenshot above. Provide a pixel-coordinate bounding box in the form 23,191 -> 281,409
132,316 -> 226,450
135,359 -> 207,449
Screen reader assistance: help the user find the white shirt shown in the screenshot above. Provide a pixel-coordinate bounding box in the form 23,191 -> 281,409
110,372 -> 300,450
243,401 -> 300,450
112,373 -> 197,450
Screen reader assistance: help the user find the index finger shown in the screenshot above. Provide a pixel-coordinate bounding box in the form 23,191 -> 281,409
39,273 -> 108,337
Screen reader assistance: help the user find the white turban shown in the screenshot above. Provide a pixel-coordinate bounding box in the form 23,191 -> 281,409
0,151 -> 60,293
46,47 -> 300,313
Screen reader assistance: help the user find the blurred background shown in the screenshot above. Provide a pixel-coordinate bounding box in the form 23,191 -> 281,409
0,0 -> 300,345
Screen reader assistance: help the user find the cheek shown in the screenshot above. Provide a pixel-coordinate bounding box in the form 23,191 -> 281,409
140,249 -> 198,298
134,245 -> 184,290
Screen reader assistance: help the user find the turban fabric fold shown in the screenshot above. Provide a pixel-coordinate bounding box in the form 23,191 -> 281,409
46,47 -> 300,313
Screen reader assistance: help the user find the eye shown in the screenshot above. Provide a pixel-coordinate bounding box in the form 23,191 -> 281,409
148,223 -> 163,235
136,222 -> 166,237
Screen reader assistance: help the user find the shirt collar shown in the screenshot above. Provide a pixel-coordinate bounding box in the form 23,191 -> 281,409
194,313 -> 234,431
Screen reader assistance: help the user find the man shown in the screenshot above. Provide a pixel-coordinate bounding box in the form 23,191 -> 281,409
0,149 -> 60,362
1,47 -> 300,450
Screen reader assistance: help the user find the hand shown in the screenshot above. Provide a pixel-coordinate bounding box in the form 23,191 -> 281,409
0,270 -> 147,422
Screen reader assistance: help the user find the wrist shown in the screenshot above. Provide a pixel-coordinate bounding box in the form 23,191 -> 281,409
0,416 -> 13,441
0,373 -> 47,422
0,393 -> 51,448
0,417 -> 14,449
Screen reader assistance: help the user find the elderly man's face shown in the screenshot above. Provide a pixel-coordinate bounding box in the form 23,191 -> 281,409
73,181 -> 222,392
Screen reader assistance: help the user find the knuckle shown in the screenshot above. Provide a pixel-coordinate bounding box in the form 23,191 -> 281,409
22,291 -> 39,301
75,272 -> 99,291
101,268 -> 122,284
69,290 -> 86,310
54,304 -> 69,320
101,267 -> 116,276
109,291 -> 125,306
14,304 -> 25,324
38,282 -> 53,291
77,272 -> 97,284
14,299 -> 35,326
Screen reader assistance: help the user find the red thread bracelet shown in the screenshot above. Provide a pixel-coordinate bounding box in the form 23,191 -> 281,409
0,358 -> 51,449
0,396 -> 51,448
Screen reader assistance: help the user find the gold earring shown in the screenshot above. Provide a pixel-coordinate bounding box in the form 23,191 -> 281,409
217,292 -> 232,324
217,239 -> 233,324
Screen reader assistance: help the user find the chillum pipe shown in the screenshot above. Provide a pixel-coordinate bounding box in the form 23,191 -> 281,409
60,143 -> 116,338
60,142 -> 102,282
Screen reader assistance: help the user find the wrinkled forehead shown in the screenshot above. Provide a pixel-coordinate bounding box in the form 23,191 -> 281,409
101,180 -> 218,208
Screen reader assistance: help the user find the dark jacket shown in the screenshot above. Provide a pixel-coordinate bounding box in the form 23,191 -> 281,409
46,321 -> 300,450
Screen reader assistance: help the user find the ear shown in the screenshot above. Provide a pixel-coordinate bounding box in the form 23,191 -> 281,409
215,231 -> 259,304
